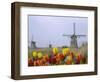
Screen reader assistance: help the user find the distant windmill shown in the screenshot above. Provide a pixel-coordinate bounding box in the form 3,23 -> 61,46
49,41 -> 52,48
63,23 -> 86,49
28,35 -> 37,49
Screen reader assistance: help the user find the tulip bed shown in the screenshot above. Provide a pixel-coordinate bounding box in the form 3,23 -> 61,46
28,48 -> 87,66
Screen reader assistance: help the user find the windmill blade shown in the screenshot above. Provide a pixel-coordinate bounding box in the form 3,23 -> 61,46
73,23 -> 75,35
77,35 -> 87,37
62,34 -> 72,37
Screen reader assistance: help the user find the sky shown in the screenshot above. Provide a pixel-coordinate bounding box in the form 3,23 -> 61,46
28,15 -> 88,48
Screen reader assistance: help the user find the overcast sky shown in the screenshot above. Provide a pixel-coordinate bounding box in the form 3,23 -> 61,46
28,15 -> 88,48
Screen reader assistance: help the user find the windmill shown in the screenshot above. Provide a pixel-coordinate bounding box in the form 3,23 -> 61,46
63,23 -> 86,49
49,41 -> 52,48
28,35 -> 37,49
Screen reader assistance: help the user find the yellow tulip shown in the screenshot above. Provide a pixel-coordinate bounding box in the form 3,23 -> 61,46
75,53 -> 78,57
62,48 -> 67,56
62,48 -> 70,56
32,51 -> 37,58
67,55 -> 72,61
52,47 -> 58,55
37,52 -> 43,59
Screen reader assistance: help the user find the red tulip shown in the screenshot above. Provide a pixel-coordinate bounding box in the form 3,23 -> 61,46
59,54 -> 65,60
81,55 -> 87,63
28,58 -> 34,66
49,56 -> 56,64
66,60 -> 72,65
42,54 -> 49,64
76,53 -> 82,64
55,54 -> 61,64
69,51 -> 74,59
33,60 -> 38,66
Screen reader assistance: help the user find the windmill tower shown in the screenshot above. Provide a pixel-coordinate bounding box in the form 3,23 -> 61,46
63,23 -> 86,49
31,35 -> 36,49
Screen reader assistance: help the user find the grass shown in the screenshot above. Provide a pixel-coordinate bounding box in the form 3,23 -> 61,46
28,45 -> 87,59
